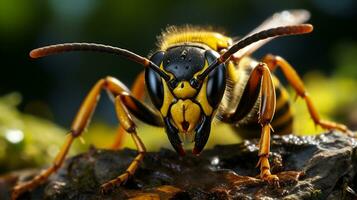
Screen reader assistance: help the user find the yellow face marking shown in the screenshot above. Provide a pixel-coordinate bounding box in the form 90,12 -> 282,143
160,81 -> 175,117
192,60 -> 214,116
195,78 -> 213,116
160,62 -> 174,80
173,81 -> 197,98
158,62 -> 176,117
170,99 -> 201,133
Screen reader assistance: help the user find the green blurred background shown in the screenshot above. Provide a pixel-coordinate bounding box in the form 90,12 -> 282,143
0,0 -> 357,173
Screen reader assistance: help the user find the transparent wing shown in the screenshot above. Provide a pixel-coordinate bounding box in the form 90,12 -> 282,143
233,10 -> 310,59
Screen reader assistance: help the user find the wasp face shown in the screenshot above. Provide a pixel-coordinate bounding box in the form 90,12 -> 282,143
145,46 -> 226,155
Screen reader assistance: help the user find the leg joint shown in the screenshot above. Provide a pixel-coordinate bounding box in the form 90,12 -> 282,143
256,62 -> 269,74
262,54 -> 278,67
124,170 -> 132,176
137,149 -> 146,154
125,126 -> 136,134
70,129 -> 81,138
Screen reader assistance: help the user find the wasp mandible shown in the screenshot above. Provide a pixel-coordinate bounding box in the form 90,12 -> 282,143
12,10 -> 353,199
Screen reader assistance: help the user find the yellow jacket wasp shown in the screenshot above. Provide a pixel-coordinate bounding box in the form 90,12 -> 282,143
12,10 -> 352,199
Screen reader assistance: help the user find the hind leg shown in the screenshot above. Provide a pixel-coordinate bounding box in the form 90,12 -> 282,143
11,77 -> 127,199
262,54 -> 353,136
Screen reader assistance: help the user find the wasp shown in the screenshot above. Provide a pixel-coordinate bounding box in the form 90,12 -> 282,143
12,10 -> 353,199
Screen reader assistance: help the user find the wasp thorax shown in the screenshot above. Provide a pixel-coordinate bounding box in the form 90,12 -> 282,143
170,99 -> 201,133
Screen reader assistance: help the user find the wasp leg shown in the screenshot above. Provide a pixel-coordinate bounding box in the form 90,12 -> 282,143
262,54 -> 353,136
11,76 -> 162,199
12,78 -> 114,199
111,71 -> 146,149
222,63 -> 279,185
100,95 -> 146,193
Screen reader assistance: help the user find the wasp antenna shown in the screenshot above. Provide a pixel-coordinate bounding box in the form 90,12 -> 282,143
29,43 -> 149,65
197,24 -> 313,80
30,43 -> 170,81
221,24 -> 313,62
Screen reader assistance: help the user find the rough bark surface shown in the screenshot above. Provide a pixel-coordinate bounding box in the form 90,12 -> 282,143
1,131 -> 357,200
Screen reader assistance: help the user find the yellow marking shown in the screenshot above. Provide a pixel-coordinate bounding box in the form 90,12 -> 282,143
173,81 -> 197,98
237,56 -> 257,70
276,87 -> 289,109
160,62 -> 174,79
170,99 -> 201,133
196,78 -> 213,116
159,62 -> 175,117
227,61 -> 239,82
272,80 -> 293,128
115,97 -> 134,132
192,60 -> 213,116
272,76 -> 281,88
193,60 -> 208,78
159,26 -> 232,51
160,81 -> 174,117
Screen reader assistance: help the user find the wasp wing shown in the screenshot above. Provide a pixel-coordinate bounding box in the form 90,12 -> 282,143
233,10 -> 310,59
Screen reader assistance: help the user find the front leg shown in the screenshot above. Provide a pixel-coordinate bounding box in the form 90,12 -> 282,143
11,77 -> 125,199
11,76 -> 162,199
222,63 -> 279,184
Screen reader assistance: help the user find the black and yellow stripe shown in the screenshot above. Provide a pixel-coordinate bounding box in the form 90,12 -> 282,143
270,81 -> 294,135
232,75 -> 293,139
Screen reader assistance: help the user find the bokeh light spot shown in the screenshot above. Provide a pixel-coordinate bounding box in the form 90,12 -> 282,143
5,129 -> 24,144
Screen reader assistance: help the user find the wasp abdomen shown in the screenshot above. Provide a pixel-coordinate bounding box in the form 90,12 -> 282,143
232,77 -> 294,139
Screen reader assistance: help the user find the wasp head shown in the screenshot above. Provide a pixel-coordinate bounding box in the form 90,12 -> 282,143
145,45 -> 226,155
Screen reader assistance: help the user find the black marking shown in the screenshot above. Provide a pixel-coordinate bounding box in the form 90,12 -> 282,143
205,50 -> 226,108
164,117 -> 184,154
163,46 -> 205,81
225,75 -> 261,123
146,51 -> 165,109
194,115 -> 212,154
271,85 -> 293,134
275,86 -> 282,98
274,101 -> 290,119
121,94 -> 163,127
272,116 -> 294,134
232,84 -> 294,138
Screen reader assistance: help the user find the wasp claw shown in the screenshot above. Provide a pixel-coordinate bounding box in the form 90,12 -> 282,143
264,174 -> 280,187
100,180 -> 120,195
100,172 -> 130,194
